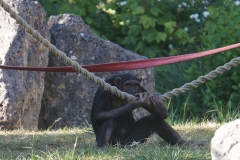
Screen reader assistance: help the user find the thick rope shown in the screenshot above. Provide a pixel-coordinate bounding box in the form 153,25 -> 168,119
1,0 -> 240,101
161,57 -> 240,100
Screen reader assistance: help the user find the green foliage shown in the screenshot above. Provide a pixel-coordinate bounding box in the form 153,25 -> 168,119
105,0 -> 195,58
151,0 -> 240,121
183,0 -> 240,119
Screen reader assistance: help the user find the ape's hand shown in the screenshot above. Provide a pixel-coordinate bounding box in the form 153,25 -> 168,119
148,93 -> 166,109
148,93 -> 168,119
128,92 -> 149,109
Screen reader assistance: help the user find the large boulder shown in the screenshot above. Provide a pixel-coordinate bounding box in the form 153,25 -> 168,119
0,0 -> 50,130
211,119 -> 240,160
39,14 -> 155,129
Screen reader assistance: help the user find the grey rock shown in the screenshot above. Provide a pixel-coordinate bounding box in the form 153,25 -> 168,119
0,0 -> 50,130
211,119 -> 240,160
39,14 -> 155,129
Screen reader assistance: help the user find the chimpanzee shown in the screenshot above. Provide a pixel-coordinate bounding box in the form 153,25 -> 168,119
91,73 -> 203,148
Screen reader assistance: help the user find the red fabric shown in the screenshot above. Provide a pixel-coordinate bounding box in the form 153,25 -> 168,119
1,43 -> 240,72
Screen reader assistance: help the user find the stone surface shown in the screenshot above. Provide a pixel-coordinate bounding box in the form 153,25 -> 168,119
39,14 -> 155,129
211,119 -> 240,160
0,0 -> 50,130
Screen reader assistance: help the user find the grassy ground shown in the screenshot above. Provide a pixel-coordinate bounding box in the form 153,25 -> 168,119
0,122 -> 219,160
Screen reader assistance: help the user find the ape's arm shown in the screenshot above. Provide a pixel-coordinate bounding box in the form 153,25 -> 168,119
96,92 -> 149,121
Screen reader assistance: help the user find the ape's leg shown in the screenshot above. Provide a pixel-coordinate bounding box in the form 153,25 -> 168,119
153,119 -> 186,145
96,119 -> 117,148
122,115 -> 186,145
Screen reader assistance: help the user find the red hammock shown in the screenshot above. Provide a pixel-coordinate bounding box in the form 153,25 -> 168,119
1,43 -> 240,72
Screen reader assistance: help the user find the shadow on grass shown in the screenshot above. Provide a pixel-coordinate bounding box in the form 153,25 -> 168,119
0,123 -> 218,159
0,127 -> 94,159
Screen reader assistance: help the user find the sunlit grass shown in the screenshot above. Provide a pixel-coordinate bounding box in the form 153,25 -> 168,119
0,122 -> 219,159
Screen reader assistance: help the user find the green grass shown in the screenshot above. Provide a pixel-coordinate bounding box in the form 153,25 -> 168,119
0,122 -> 219,160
